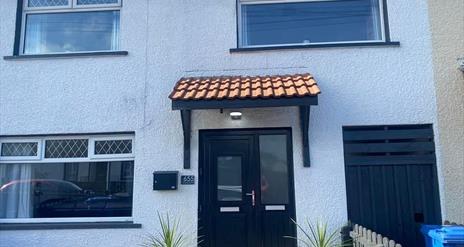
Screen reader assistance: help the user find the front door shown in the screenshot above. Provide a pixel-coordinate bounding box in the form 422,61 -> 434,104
199,129 -> 296,247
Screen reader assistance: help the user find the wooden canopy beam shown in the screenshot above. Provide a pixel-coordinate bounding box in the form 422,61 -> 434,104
180,109 -> 191,169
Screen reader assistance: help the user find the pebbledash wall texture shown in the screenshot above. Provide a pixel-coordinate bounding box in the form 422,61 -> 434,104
0,0 -> 448,246
427,0 -> 464,225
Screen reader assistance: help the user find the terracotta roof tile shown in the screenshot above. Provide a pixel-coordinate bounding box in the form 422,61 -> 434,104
196,89 -> 207,98
169,73 -> 320,101
240,88 -> 250,98
252,87 -> 262,98
285,86 -> 297,96
205,89 -> 218,99
198,83 -> 209,90
229,88 -> 240,99
220,86 -> 231,98
230,82 -> 240,90
184,90 -> 196,100
297,86 -> 309,95
273,80 -> 283,88
274,87 -> 286,97
283,80 -> 294,87
209,83 -> 219,90
262,80 -> 272,88
263,87 -> 273,97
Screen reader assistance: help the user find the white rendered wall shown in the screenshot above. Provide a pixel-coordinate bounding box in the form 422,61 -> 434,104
428,0 -> 464,224
0,0 -> 440,246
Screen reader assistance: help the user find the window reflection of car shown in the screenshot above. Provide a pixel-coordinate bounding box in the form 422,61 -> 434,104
0,179 -> 131,218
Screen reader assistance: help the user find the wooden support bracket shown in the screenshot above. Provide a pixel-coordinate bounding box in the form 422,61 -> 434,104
299,105 -> 311,167
180,109 -> 191,169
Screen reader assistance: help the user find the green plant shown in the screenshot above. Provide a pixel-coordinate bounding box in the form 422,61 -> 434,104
285,218 -> 351,247
140,213 -> 193,247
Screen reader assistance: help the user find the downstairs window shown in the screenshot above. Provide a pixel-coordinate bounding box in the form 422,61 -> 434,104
0,135 -> 134,220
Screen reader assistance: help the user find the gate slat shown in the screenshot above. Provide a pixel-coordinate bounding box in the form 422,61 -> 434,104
344,154 -> 436,166
344,142 -> 435,153
343,128 -> 433,141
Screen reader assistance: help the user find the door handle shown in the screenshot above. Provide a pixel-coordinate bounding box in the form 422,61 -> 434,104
246,190 -> 255,206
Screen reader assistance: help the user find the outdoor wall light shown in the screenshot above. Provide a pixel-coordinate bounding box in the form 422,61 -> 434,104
458,57 -> 464,72
230,111 -> 242,120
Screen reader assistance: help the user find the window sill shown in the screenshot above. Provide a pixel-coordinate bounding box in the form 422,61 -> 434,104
3,51 -> 129,60
230,41 -> 400,53
0,221 -> 142,231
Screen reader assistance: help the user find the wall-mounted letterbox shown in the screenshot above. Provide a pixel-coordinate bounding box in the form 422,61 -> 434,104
153,171 -> 178,190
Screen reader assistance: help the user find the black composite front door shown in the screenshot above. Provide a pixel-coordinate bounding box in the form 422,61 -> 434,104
199,129 -> 296,247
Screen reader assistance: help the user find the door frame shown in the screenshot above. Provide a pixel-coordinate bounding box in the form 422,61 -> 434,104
198,127 -> 296,247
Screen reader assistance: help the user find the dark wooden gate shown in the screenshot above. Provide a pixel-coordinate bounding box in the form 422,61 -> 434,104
343,124 -> 442,247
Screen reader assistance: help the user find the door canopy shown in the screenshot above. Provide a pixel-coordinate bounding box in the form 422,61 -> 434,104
168,73 -> 321,168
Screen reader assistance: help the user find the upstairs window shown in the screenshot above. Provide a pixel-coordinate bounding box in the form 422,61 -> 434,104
21,0 -> 121,54
239,0 -> 385,47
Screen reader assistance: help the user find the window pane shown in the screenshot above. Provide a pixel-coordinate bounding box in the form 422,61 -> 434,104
28,0 -> 69,8
94,140 -> 132,155
259,135 -> 289,204
241,0 -> 382,46
77,0 -> 119,5
1,143 -> 38,157
45,139 -> 88,158
24,11 -> 120,54
217,156 -> 242,201
0,161 -> 134,218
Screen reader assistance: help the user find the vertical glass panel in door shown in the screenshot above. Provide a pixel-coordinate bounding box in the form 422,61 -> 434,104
217,156 -> 242,201
259,135 -> 289,204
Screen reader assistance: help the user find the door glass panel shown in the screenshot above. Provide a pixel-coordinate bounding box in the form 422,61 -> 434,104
217,156 -> 242,201
259,135 -> 289,204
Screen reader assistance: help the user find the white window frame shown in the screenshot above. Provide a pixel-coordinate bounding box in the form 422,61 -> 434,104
0,139 -> 42,161
72,0 -> 122,9
89,135 -> 135,160
20,0 -> 122,55
42,136 -> 90,161
0,216 -> 133,224
23,0 -> 72,11
238,0 -> 387,48
0,134 -> 134,224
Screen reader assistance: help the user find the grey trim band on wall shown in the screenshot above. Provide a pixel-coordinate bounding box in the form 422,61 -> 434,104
0,131 -> 135,138
0,221 -> 142,231
230,42 -> 400,53
4,51 -> 129,60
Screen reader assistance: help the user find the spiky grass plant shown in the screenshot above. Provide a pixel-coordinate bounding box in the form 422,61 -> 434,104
140,213 -> 192,247
285,219 -> 351,247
